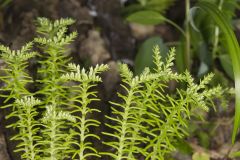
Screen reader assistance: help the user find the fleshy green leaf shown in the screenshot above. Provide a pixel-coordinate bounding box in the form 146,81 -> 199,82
126,10 -> 185,36
127,10 -> 164,25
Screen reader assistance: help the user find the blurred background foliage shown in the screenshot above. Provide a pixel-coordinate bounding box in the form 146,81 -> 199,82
125,0 -> 240,159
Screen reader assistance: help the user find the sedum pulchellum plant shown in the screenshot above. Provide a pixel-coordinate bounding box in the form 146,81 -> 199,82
102,46 -> 224,160
0,42 -> 35,102
11,96 -> 41,160
0,43 -> 38,160
0,18 -> 225,160
34,17 -> 77,160
61,63 -> 108,159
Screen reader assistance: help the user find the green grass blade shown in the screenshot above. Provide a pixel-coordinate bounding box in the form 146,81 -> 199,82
195,1 -> 240,143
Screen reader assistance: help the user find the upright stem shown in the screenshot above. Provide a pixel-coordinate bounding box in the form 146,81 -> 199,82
50,109 -> 57,160
42,48 -> 60,160
117,89 -> 134,160
13,69 -> 29,156
79,83 -> 88,160
127,83 -> 153,159
26,105 -> 36,160
49,54 -> 58,160
212,0 -> 223,58
185,0 -> 191,70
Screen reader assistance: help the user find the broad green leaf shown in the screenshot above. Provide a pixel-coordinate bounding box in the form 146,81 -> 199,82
138,0 -> 147,6
195,1 -> 240,143
127,10 -> 165,25
134,36 -> 168,75
219,54 -> 234,79
144,0 -> 175,13
126,10 -> 185,36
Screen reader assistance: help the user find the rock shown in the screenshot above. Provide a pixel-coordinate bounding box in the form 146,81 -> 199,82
11,9 -> 37,49
58,0 -> 93,29
79,30 -> 111,65
90,0 -> 135,59
102,61 -> 120,99
155,24 -> 177,41
130,23 -> 155,39
0,133 -> 10,160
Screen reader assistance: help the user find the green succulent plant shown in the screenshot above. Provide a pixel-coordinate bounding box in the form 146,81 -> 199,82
0,18 -> 225,160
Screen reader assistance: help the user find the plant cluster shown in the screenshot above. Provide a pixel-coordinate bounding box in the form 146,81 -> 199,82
0,18 -> 225,160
